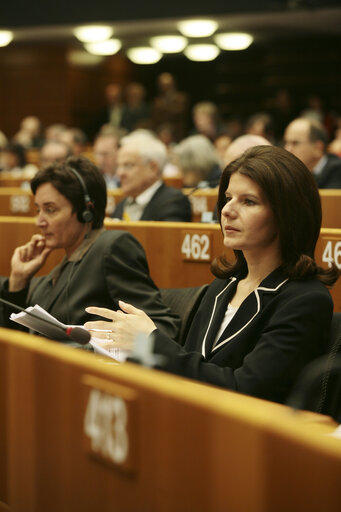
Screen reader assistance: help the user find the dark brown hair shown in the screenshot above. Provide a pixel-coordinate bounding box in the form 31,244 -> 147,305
31,156 -> 107,229
212,145 -> 339,286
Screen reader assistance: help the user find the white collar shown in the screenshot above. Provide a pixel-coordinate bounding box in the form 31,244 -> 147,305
132,180 -> 163,207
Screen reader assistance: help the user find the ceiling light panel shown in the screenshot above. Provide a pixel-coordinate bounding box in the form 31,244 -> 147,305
184,44 -> 220,61
177,19 -> 218,37
127,47 -> 162,64
150,35 -> 187,53
0,30 -> 13,47
73,25 -> 114,43
214,32 -> 253,50
84,39 -> 122,55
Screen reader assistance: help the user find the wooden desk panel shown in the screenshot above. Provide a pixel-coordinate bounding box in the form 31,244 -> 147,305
0,188 -> 35,216
0,218 -> 339,311
1,329 -> 341,512
320,190 -> 341,229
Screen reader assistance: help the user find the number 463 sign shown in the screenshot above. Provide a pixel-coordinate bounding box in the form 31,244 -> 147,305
83,376 -> 137,472
322,240 -> 341,269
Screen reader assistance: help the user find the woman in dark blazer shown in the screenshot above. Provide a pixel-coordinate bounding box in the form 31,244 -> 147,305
85,146 -> 339,404
0,156 -> 179,343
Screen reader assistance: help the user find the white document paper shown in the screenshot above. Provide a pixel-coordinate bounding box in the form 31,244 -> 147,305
10,304 -> 127,361
90,337 -> 128,363
10,304 -> 71,341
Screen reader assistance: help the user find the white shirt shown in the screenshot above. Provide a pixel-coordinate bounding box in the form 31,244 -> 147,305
212,303 -> 238,349
123,180 -> 163,221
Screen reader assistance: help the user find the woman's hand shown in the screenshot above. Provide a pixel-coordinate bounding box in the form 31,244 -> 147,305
9,234 -> 52,291
85,300 -> 157,350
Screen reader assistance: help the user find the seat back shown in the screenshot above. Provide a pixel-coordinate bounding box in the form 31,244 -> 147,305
160,285 -> 208,345
287,312 -> 341,421
317,312 -> 341,421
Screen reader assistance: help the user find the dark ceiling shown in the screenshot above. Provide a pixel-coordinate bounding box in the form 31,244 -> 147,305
2,0 -> 341,28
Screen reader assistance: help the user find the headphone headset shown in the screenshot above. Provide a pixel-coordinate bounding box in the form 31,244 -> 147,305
68,167 -> 94,223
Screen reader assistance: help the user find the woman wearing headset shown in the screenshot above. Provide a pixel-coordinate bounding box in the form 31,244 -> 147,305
0,156 -> 179,343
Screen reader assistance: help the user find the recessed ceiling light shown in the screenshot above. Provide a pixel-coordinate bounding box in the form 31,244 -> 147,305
84,39 -> 122,55
127,47 -> 162,64
0,30 -> 13,47
184,44 -> 220,62
177,19 -> 218,38
214,32 -> 254,50
150,35 -> 187,53
73,25 -> 114,43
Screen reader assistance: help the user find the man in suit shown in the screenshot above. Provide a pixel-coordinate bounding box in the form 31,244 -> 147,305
111,131 -> 192,222
93,131 -> 120,190
284,117 -> 341,188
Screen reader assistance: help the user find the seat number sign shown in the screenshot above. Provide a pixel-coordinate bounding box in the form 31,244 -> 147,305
83,375 -> 137,472
181,232 -> 212,262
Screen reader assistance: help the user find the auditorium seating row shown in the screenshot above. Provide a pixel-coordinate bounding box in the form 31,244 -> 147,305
0,184 -> 340,227
0,217 -> 339,312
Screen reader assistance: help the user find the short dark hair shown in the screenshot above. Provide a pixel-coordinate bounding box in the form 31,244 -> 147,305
31,155 -> 107,229
4,143 -> 27,168
213,145 -> 339,285
307,118 -> 329,148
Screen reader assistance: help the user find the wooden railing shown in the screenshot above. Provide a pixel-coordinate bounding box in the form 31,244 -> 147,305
0,328 -> 340,512
0,186 -> 339,227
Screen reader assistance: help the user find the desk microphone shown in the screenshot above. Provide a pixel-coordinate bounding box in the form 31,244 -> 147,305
0,297 -> 91,345
185,178 -> 221,197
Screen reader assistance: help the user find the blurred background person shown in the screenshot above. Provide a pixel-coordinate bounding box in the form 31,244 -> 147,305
284,117 -> 341,188
58,127 -> 88,156
328,138 -> 341,157
12,115 -> 44,148
111,131 -> 191,222
172,134 -> 222,188
267,88 -> 297,144
191,101 -> 224,142
89,83 -> 125,140
93,130 -> 120,189
213,132 -> 233,167
152,72 -> 189,142
0,142 -> 38,178
244,112 -> 275,144
39,140 -> 71,168
223,134 -> 272,166
44,123 -> 67,143
121,82 -> 151,132
0,128 -> 8,149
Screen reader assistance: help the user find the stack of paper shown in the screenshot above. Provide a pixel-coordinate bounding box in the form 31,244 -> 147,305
10,304 -> 71,341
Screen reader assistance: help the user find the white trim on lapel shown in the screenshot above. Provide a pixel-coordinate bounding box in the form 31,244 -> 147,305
201,278 -> 237,357
211,278 -> 289,353
257,279 -> 288,292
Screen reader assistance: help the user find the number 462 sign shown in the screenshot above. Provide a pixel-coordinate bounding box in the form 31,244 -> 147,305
181,232 -> 212,262
322,240 -> 341,269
